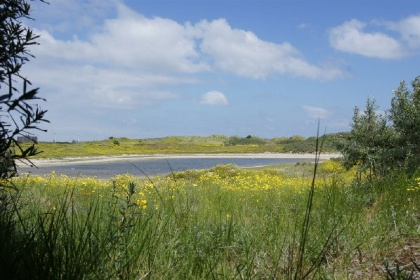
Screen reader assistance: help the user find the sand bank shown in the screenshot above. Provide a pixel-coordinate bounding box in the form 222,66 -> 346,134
24,153 -> 341,167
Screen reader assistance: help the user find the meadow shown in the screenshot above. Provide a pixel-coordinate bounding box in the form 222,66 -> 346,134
1,160 -> 419,279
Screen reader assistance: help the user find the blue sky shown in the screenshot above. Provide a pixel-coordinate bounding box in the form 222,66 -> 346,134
24,0 -> 420,142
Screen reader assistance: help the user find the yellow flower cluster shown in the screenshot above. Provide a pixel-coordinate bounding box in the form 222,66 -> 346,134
197,169 -> 312,194
136,198 -> 147,209
319,160 -> 344,173
12,161 -> 358,214
407,177 -> 420,191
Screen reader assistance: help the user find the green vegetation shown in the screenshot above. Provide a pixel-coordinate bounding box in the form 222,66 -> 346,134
390,77 -> 420,173
33,134 -> 338,158
1,161 -> 419,279
0,0 -> 48,179
335,76 -> 420,176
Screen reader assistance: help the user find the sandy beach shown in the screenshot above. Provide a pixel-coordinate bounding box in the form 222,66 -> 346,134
24,153 -> 341,167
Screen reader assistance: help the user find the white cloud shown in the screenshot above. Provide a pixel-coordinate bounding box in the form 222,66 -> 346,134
385,15 -> 420,49
32,6 -> 343,81
196,19 -> 342,80
302,105 -> 331,119
200,91 -> 229,106
90,5 -> 209,72
329,19 -> 406,59
34,5 -> 208,73
24,59 -> 187,109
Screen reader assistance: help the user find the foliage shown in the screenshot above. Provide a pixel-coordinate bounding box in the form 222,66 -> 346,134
335,98 -> 395,177
224,135 -> 267,146
335,75 -> 420,177
389,77 -> 420,173
0,0 -> 48,181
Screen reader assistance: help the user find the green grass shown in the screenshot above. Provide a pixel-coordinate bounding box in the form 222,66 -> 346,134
1,161 -> 419,279
29,135 -> 338,158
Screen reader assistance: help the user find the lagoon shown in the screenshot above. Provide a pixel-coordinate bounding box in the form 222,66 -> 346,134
18,156 -> 320,179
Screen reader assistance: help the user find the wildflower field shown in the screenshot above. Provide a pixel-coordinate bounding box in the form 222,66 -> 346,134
1,161 -> 419,279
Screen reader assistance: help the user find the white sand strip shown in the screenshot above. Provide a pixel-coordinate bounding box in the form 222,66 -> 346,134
22,153 -> 341,167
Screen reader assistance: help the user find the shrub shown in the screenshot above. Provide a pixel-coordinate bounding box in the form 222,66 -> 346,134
224,135 -> 267,146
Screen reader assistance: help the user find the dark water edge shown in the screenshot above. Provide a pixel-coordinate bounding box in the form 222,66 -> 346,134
18,157 -> 315,180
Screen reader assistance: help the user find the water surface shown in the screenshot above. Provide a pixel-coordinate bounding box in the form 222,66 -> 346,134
19,157 -> 315,179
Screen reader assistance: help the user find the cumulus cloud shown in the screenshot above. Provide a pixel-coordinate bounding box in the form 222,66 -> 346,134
34,5 -> 208,73
32,4 -> 343,82
329,19 -> 406,59
200,91 -> 229,106
196,19 -> 342,80
302,105 -> 331,119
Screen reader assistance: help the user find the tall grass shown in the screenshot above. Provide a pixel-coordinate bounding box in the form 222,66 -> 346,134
1,162 -> 419,279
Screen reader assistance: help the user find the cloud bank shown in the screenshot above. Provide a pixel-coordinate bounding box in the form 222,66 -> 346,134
25,2 -> 347,117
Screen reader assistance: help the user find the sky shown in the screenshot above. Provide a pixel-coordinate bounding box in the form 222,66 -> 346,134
22,0 -> 420,142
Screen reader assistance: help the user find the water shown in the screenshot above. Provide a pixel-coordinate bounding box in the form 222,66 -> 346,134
18,157 -> 315,179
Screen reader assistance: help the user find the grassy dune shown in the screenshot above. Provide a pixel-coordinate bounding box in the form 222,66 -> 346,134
31,135 -> 338,158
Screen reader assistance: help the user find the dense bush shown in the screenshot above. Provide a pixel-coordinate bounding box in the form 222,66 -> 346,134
224,135 -> 267,146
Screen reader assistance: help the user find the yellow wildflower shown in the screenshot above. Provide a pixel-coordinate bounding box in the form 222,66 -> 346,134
136,199 -> 147,210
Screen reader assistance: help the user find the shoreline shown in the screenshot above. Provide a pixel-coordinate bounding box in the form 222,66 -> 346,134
22,153 -> 342,167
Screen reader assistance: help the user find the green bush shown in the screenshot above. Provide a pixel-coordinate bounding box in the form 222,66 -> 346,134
224,135 -> 267,146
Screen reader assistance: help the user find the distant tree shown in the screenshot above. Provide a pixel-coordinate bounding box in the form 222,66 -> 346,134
225,135 -> 266,146
224,136 -> 241,146
289,135 -> 305,141
389,76 -> 420,173
0,0 -> 48,182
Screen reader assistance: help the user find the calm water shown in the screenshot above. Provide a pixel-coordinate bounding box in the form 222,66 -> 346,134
18,157 -> 315,179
